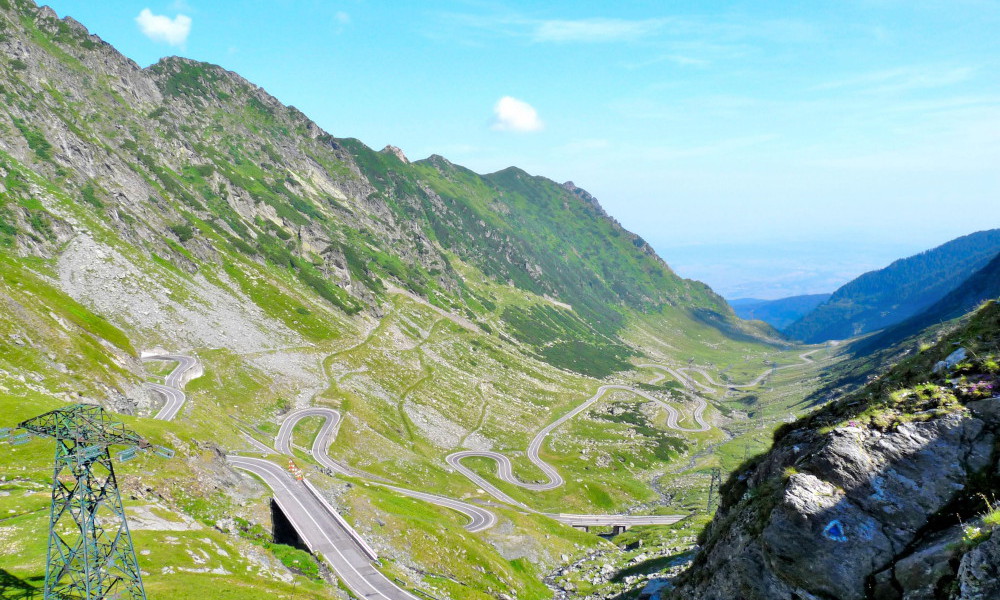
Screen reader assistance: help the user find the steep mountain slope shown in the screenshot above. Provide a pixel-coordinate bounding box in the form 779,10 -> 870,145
729,294 -> 831,330
669,300 -> 1000,600
0,3 -> 803,599
0,0 -> 752,378
785,229 -> 1000,343
851,251 -> 1000,356
797,253 -> 1000,403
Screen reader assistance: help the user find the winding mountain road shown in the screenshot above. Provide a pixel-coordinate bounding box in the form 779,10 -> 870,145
673,349 -> 820,390
445,379 -> 711,504
443,350 -> 824,506
142,354 -> 421,598
143,353 -> 200,421
635,364 -> 716,394
276,408 -> 497,532
159,347 -> 818,597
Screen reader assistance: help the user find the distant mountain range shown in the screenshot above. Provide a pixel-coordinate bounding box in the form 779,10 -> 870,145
728,294 -> 831,330
783,229 -> 1000,343
851,250 -> 1000,355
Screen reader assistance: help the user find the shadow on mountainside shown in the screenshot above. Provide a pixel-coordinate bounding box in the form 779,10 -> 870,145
689,307 -> 789,346
759,414 -> 997,600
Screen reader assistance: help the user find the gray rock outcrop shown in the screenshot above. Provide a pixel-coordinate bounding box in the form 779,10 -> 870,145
669,305 -> 1000,600
674,407 -> 997,600
955,531 -> 1000,599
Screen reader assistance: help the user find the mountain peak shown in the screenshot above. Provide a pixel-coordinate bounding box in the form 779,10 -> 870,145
35,4 -> 57,20
494,165 -> 529,178
146,56 -> 243,93
379,145 -> 409,163
422,154 -> 456,171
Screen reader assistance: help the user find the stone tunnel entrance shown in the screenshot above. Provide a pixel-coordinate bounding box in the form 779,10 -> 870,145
270,498 -> 309,551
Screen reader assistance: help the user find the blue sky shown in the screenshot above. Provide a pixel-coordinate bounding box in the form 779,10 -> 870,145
42,0 -> 1000,298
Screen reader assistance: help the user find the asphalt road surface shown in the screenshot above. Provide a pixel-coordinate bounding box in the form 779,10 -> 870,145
228,456 -> 419,600
441,355 -> 823,523
445,378 -> 711,503
668,349 -> 820,390
144,353 -> 199,421
165,350 -> 771,594
161,348 -> 826,597
550,514 -> 686,527
277,407 -> 497,532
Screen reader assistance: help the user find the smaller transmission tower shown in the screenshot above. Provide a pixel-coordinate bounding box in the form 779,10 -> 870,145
706,467 -> 722,513
11,403 -> 173,600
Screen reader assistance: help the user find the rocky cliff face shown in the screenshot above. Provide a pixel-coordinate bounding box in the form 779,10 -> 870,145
670,301 -> 1000,600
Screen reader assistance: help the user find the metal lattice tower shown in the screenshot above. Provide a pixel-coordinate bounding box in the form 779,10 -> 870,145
12,403 -> 173,600
706,467 -> 722,512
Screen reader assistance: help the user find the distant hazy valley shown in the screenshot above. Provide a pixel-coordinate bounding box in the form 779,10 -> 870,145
729,229 -> 1000,340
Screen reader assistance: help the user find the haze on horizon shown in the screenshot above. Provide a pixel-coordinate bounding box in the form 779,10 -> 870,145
42,0 -> 1000,298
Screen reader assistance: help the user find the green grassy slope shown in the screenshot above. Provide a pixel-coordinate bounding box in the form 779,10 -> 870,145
0,0 -> 760,378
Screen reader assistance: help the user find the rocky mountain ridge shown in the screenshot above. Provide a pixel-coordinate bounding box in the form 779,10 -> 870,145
0,3 -> 801,599
0,0 -> 769,381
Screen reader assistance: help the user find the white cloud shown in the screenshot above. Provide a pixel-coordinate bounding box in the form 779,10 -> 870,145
332,11 -> 350,33
625,53 -> 711,70
532,18 -> 664,43
440,10 -> 826,50
136,8 -> 191,47
491,96 -> 543,132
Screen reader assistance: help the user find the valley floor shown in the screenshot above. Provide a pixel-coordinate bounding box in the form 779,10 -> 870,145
1,291 -> 839,600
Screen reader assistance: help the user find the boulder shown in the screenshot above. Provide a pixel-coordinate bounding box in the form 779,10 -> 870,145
956,531 -> 1000,600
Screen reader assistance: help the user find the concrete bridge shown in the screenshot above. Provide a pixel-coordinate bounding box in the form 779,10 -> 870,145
552,513 -> 686,534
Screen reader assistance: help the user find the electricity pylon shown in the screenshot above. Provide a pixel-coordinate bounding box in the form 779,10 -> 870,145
706,467 -> 722,512
10,403 -> 173,600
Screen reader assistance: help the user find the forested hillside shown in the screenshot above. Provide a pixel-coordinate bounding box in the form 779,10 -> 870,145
785,229 -> 1000,343
850,251 -> 1000,356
